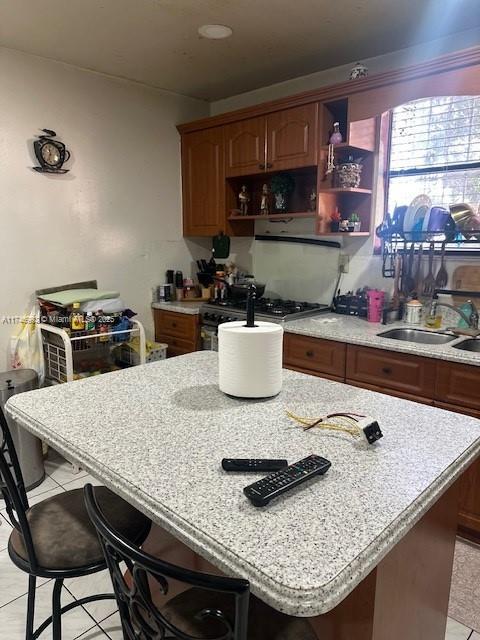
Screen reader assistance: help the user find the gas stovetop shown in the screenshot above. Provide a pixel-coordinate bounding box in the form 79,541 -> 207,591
201,298 -> 330,325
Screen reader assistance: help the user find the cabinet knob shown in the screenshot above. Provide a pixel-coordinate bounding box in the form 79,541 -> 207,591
382,366 -> 392,375
266,162 -> 273,169
258,163 -> 265,170
172,322 -> 177,328
306,350 -> 315,358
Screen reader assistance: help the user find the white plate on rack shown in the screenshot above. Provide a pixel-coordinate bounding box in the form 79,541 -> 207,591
404,194 -> 432,239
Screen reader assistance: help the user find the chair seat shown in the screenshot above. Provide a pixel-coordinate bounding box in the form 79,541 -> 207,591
161,587 -> 317,640
9,486 -> 150,571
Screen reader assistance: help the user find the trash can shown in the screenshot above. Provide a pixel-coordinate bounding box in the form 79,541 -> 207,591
0,369 -> 45,490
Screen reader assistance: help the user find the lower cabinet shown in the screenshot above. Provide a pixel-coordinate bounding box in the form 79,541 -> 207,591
283,333 -> 345,381
346,344 -> 436,402
153,310 -> 200,356
284,332 -> 480,541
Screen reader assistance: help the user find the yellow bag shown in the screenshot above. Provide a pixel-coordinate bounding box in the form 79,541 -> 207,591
10,307 -> 45,383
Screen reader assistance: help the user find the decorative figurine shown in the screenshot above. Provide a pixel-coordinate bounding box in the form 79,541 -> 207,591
270,173 -> 295,212
349,62 -> 369,80
238,185 -> 250,215
260,183 -> 270,215
309,189 -> 317,212
329,122 -> 343,145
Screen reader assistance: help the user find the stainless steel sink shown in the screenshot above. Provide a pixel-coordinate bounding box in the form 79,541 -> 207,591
452,339 -> 480,352
377,328 -> 458,345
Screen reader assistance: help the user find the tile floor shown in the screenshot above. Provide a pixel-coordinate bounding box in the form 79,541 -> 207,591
0,449 -> 477,639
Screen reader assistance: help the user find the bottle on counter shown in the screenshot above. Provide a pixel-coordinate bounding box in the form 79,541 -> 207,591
70,302 -> 85,331
85,312 -> 95,331
166,270 -> 175,301
96,310 -> 110,342
175,271 -> 184,300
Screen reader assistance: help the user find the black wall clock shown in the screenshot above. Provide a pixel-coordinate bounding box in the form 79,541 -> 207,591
32,129 -> 71,173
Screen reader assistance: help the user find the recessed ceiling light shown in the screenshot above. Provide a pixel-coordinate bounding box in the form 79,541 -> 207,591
198,24 -> 233,39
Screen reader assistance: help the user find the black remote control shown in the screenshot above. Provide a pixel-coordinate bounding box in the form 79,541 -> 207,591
243,454 -> 331,507
222,458 -> 288,472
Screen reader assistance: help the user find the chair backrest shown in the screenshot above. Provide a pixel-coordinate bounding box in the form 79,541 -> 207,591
84,484 -> 250,640
0,406 -> 38,571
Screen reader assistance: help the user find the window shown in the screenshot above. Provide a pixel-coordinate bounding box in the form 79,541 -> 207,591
387,95 -> 480,251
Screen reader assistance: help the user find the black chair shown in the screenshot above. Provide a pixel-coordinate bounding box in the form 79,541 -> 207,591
0,407 -> 151,640
84,483 -> 318,640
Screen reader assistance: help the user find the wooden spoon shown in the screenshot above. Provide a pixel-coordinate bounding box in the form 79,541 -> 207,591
422,242 -> 436,297
404,243 -> 416,296
414,245 -> 423,295
391,254 -> 402,310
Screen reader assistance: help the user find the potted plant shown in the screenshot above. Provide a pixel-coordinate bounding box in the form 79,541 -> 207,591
270,173 -> 295,212
350,212 -> 361,232
330,208 -> 341,232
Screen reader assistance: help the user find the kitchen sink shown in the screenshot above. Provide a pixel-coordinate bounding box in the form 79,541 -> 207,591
452,339 -> 480,352
377,328 -> 458,345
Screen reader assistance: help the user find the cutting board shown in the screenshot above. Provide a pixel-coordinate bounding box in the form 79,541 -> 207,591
451,266 -> 480,304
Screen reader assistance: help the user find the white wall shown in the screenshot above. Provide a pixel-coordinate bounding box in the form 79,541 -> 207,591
210,29 -> 480,299
0,47 -> 211,366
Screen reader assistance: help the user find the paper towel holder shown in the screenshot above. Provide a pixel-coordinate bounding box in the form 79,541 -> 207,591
245,284 -> 257,328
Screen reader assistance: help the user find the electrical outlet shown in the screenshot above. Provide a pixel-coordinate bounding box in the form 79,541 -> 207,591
339,254 -> 349,273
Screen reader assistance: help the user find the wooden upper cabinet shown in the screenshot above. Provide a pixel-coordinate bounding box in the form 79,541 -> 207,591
266,104 -> 318,171
182,127 -> 225,236
225,117 -> 266,177
224,104 -> 318,176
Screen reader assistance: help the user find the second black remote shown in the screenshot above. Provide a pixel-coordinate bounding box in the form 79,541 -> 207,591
243,454 -> 331,506
222,458 -> 288,472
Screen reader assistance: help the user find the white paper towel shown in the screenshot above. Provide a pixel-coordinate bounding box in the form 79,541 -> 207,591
218,321 -> 283,398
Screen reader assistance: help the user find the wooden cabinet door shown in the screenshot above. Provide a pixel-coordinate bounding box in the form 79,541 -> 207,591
434,400 -> 480,540
225,117 -> 266,177
182,128 -> 225,236
283,333 -> 346,380
346,345 -> 437,399
267,104 -> 318,171
154,310 -> 199,356
435,361 -> 480,412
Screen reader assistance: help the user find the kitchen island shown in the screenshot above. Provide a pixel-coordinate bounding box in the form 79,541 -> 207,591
6,352 -> 480,639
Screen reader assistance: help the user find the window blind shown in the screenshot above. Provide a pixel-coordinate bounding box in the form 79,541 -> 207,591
389,96 -> 480,172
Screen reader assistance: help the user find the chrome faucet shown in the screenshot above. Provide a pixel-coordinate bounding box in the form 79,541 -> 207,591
429,296 -> 479,330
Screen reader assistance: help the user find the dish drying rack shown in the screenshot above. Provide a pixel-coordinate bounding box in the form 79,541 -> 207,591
40,319 -> 146,384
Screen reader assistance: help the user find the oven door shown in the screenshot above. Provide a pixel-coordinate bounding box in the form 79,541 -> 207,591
200,325 -> 218,351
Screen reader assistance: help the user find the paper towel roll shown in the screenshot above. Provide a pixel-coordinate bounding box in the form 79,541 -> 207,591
218,321 -> 283,398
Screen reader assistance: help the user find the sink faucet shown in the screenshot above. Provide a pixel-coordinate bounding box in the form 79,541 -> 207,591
429,295 -> 479,331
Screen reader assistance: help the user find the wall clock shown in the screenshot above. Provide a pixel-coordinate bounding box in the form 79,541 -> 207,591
32,129 -> 71,173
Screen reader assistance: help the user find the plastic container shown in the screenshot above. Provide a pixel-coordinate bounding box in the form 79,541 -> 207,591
367,290 -> 385,323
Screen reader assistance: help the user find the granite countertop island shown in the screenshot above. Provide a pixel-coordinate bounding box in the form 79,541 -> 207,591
285,312 -> 480,366
6,351 -> 480,627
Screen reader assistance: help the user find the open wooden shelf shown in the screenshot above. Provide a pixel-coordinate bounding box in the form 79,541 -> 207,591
228,211 -> 316,221
317,187 -> 372,194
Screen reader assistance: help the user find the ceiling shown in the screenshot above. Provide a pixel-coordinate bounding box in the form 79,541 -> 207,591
1,0 -> 479,101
